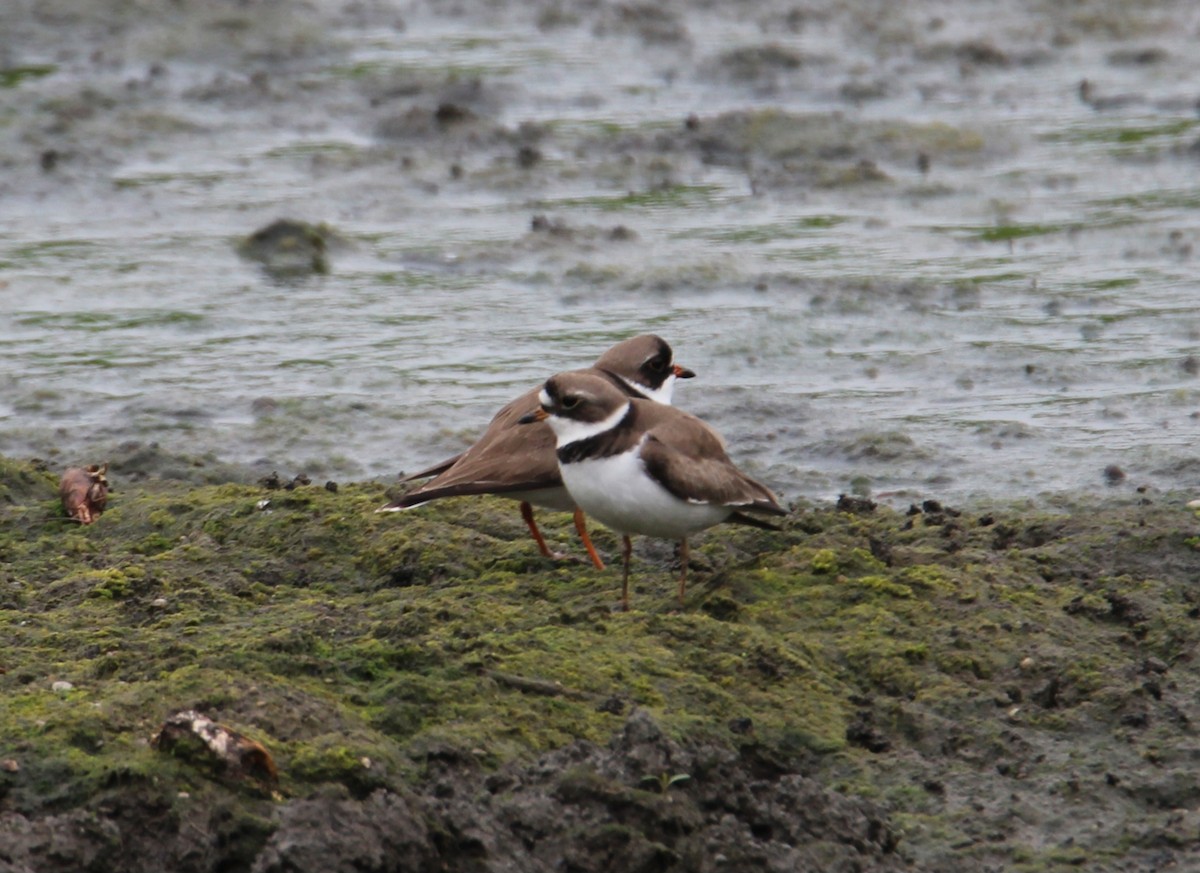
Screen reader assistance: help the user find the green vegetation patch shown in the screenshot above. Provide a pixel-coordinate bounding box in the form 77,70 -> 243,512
0,65 -> 56,88
4,456 -> 1200,867
1042,118 -> 1198,145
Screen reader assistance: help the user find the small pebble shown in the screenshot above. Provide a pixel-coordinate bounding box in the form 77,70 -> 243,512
1,759 -> 19,773
51,680 -> 74,693
1019,656 -> 1036,672
151,597 -> 169,608
1143,657 -> 1168,674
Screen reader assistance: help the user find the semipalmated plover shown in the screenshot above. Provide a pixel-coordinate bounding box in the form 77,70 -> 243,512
378,335 -> 695,569
521,371 -> 786,609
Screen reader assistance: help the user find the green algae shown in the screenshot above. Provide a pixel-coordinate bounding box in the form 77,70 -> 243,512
5,456 -> 1200,868
674,215 -> 848,244
0,64 -> 57,88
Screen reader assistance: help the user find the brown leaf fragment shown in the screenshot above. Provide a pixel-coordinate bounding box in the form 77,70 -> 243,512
59,463 -> 109,524
152,710 -> 277,783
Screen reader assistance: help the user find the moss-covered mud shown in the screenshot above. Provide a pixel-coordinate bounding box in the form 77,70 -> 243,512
4,456 -> 1200,872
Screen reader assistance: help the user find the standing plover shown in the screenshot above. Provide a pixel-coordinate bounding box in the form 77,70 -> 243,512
522,371 -> 784,608
379,335 -> 694,569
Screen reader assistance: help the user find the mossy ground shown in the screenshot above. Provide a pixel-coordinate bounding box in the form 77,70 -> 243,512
4,455 -> 1200,870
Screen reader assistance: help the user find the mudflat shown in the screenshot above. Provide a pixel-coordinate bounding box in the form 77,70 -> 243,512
3,455 -> 1200,870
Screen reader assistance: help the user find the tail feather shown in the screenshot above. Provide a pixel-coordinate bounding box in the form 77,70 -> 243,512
375,500 -> 427,513
398,454 -> 461,483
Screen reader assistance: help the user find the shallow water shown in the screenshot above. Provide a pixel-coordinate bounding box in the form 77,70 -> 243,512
2,0 -> 1198,504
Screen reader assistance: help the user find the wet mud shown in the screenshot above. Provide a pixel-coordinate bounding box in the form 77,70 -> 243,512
2,0 -> 1199,502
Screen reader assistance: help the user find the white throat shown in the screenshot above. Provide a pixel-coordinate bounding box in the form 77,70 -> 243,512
546,399 -> 631,448
622,373 -> 675,405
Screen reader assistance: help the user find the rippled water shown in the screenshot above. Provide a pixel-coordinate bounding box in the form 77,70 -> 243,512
2,0 -> 1198,504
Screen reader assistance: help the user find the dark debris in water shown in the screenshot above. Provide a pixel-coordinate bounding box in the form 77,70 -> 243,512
236,219 -> 344,278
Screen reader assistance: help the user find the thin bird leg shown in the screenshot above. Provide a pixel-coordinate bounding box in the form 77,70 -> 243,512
519,501 -> 554,558
621,535 -> 633,612
677,538 -> 689,605
574,508 -> 606,570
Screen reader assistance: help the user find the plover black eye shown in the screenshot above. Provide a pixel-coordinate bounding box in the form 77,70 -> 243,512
561,395 -> 581,410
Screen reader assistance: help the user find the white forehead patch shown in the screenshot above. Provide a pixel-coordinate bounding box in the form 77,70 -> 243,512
538,387 -> 552,408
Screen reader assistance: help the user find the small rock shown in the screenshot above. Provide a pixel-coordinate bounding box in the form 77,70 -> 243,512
1,759 -> 19,773
728,717 -> 754,735
1142,657 -> 1169,674
434,102 -> 472,124
836,494 -> 877,514
51,680 -> 74,693
1019,656 -> 1036,672
595,696 -> 625,715
516,145 -> 541,168
151,597 -> 169,608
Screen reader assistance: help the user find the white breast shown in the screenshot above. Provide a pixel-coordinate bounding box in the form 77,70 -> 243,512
560,443 -> 731,539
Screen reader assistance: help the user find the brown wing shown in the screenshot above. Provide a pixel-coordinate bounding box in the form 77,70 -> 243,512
389,420 -> 560,507
390,383 -> 544,490
389,360 -> 660,505
638,406 -> 785,516
400,456 -> 459,482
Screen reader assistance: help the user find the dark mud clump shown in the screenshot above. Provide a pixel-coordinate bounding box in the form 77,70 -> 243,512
237,219 -> 347,279
253,710 -> 899,873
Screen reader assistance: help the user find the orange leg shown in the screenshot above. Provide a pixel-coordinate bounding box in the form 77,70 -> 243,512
519,501 -> 554,558
677,538 -> 689,606
620,535 -> 633,611
574,508 -> 605,570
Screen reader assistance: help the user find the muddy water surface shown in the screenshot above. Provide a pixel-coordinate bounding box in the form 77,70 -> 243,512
2,0 -> 1199,503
